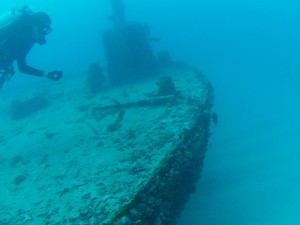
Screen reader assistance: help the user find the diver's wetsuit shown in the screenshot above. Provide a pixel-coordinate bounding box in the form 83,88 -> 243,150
0,14 -> 44,79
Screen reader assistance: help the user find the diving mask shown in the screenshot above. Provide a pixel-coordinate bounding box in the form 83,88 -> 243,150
39,25 -> 52,35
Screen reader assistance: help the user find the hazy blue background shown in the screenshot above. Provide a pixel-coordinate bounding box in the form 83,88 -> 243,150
1,0 -> 300,224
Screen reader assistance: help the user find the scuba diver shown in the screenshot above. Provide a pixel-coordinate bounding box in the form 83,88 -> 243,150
0,6 -> 62,89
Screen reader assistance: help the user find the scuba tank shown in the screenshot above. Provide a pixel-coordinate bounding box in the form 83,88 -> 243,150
0,6 -> 33,30
0,6 -> 32,89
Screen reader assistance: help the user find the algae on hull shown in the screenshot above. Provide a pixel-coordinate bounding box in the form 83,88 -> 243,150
106,72 -> 214,225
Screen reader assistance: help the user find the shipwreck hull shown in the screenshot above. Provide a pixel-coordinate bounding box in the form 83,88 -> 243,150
109,102 -> 212,225
0,64 -> 213,225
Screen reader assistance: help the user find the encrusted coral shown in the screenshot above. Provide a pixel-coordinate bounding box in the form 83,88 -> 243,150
156,76 -> 176,96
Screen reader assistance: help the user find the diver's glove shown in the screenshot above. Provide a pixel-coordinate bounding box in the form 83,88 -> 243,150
47,71 -> 63,81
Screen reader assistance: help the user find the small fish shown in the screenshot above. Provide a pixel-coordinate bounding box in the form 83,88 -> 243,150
211,112 -> 218,127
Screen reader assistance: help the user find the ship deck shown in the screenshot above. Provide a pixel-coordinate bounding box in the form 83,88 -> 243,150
0,64 -> 213,225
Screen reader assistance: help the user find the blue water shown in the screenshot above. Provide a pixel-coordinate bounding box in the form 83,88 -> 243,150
1,0 -> 300,224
